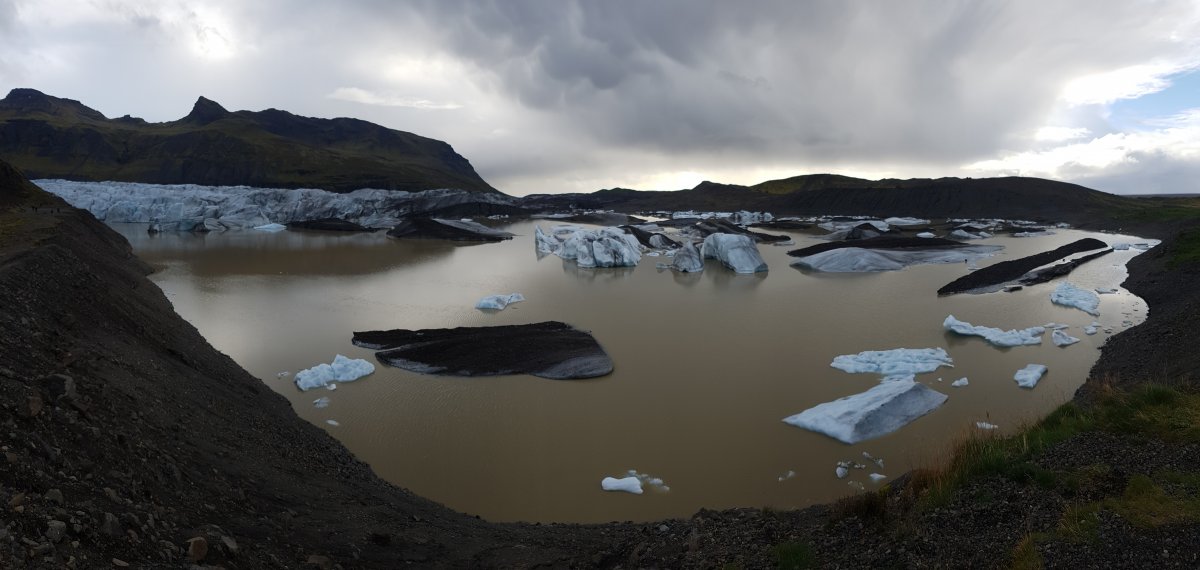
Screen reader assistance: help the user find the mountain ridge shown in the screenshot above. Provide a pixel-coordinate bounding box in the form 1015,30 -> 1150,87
0,88 -> 497,193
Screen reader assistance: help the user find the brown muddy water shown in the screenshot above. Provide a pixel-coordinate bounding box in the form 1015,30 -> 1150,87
114,221 -> 1152,523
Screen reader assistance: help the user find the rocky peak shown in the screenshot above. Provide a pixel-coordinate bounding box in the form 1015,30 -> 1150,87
183,96 -> 230,125
0,88 -> 107,121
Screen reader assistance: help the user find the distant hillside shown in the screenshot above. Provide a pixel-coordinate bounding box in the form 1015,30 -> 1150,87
0,88 -> 496,193
525,174 -> 1143,226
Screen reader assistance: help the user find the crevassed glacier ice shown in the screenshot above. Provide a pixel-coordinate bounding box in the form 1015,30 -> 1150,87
294,354 -> 375,391
830,348 -> 953,376
601,476 -> 643,494
475,293 -> 525,311
556,227 -> 643,268
943,315 -> 1045,347
791,246 -> 1001,273
38,179 -> 518,231
782,378 -> 949,444
700,234 -> 767,273
1014,364 -> 1048,388
1051,282 -> 1101,315
1052,329 -> 1080,347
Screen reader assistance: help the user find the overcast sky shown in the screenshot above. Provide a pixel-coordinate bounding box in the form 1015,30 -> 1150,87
2,1 -> 1199,196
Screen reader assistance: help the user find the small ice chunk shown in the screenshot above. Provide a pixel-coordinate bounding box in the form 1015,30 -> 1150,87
1051,282 -> 1100,315
1014,364 -> 1048,388
624,470 -> 670,492
1052,329 -> 1080,347
916,232 -> 936,238
1096,287 -> 1118,294
326,383 -> 337,391
976,421 -> 999,430
325,419 -> 340,426
294,355 -> 375,391
949,229 -> 981,240
777,470 -> 796,482
869,473 -> 888,483
313,397 -> 331,409
830,347 -> 953,376
836,465 -> 849,479
783,378 -> 949,444
1112,243 -> 1131,251
951,377 -> 969,387
276,371 -> 290,378
944,315 -> 1045,347
646,252 -> 661,257
475,293 -> 526,311
253,223 -> 287,232
601,476 -> 643,494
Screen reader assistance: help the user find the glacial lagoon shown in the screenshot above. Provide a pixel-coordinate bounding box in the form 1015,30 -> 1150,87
112,221 -> 1152,523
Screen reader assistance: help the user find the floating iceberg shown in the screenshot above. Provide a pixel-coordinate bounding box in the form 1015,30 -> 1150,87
671,241 -> 704,272
949,229 -> 983,240
556,227 -> 643,268
790,246 -> 1000,273
884,217 -> 929,226
1051,282 -> 1100,315
1096,287 -> 1118,294
830,348 -> 953,377
601,476 -> 643,494
294,354 -> 375,391
869,473 -> 888,483
782,378 -> 948,444
951,377 -> 969,387
943,315 -> 1045,347
253,223 -> 287,232
701,234 -> 768,273
1052,329 -> 1080,347
534,225 -> 560,254
313,397 -> 331,409
622,470 -> 671,492
325,419 -> 340,426
1014,364 -> 1047,388
836,464 -> 849,479
475,293 -> 525,311
1085,321 -> 1100,335
778,470 -> 796,482
916,232 -> 936,238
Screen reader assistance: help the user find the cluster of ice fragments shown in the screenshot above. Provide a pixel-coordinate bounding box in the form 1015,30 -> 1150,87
475,293 -> 525,311
535,225 -> 644,268
830,347 -> 954,378
38,179 -> 517,231
294,355 -> 375,391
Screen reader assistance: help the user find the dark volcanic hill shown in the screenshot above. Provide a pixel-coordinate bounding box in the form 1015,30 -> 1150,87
523,174 -> 1142,227
0,88 -> 496,193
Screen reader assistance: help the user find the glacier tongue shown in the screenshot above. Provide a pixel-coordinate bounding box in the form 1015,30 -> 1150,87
37,179 -> 518,231
782,378 -> 948,444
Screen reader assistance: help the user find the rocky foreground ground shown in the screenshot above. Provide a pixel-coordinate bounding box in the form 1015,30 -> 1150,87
2,162 -> 1200,568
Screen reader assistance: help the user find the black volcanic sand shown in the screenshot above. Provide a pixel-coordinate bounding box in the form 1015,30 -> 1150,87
787,236 -> 970,257
558,212 -> 647,226
385,217 -> 513,242
6,160 -> 1200,567
285,217 -> 376,232
938,237 -> 1109,295
353,321 -> 614,379
1019,248 -> 1114,286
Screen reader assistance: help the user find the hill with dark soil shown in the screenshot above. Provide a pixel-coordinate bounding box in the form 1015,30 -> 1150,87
524,174 -> 1143,228
0,88 -> 495,193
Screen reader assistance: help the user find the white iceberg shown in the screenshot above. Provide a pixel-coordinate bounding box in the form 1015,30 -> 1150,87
671,241 -> 704,273
884,217 -> 930,226
1051,282 -> 1101,315
253,223 -> 287,232
943,315 -> 1045,347
777,470 -> 797,482
830,348 -> 953,377
916,232 -> 936,238
701,233 -> 768,273
1085,321 -> 1100,335
790,245 -> 997,273
869,473 -> 888,483
951,377 -> 969,387
783,378 -> 948,444
836,464 -> 849,479
475,293 -> 526,311
1052,329 -> 1080,347
601,476 -> 644,494
325,419 -> 340,426
294,354 -> 375,391
557,227 -> 642,268
1014,364 -> 1048,388
534,225 -> 560,254
949,229 -> 982,240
